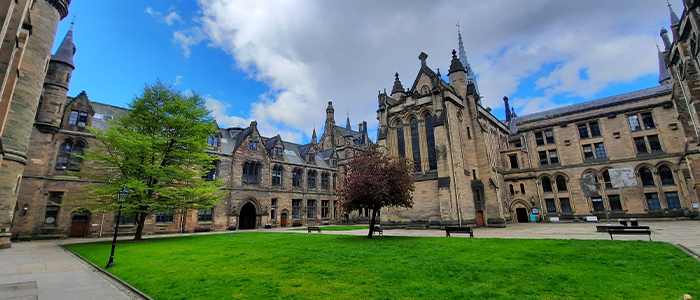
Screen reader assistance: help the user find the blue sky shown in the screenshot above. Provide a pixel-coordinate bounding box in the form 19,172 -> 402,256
58,0 -> 681,144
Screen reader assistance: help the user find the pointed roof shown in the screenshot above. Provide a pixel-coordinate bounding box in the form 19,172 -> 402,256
52,22 -> 76,68
658,45 -> 672,84
346,113 -> 351,131
391,72 -> 405,94
326,101 -> 334,111
448,49 -> 465,75
410,52 -> 438,91
669,1 -> 680,26
457,24 -> 479,94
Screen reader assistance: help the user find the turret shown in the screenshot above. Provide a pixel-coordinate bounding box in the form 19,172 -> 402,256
447,49 -> 467,99
35,23 -> 76,133
346,112 -> 351,131
658,45 -> 672,85
503,96 -> 511,122
669,1 -> 680,26
326,101 -> 334,122
390,73 -> 405,100
661,27 -> 671,51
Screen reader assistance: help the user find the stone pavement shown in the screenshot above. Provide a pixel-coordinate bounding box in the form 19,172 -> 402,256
0,220 -> 698,300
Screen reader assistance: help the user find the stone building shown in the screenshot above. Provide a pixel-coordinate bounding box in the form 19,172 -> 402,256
0,0 -> 71,248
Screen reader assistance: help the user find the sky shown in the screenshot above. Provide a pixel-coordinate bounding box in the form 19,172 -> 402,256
57,0 -> 682,144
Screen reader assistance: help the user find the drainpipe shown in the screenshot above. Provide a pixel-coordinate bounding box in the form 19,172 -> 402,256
99,211 -> 105,238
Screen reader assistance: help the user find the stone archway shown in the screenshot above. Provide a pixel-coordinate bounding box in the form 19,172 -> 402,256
239,202 -> 257,230
509,199 -> 530,223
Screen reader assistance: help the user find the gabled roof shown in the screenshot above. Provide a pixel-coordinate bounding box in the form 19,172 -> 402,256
410,64 -> 437,92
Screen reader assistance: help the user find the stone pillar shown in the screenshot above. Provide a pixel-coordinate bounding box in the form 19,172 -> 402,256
0,0 -> 69,249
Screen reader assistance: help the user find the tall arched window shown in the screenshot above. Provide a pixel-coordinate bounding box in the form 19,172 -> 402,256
396,122 -> 406,157
659,166 -> 675,186
639,167 -> 655,186
555,176 -> 567,192
410,118 -> 421,172
272,165 -> 283,186
56,141 -> 73,169
243,162 -> 261,183
425,114 -> 437,170
321,172 -> 330,189
56,140 -> 85,171
520,183 -> 526,195
307,170 -> 317,188
509,184 -> 515,195
542,177 -> 553,193
292,168 -> 302,187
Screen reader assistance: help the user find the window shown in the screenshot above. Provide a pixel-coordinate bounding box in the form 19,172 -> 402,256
204,160 -> 219,181
641,112 -> 655,130
207,136 -> 219,147
578,124 -> 590,139
538,150 -> 559,166
646,193 -> 661,210
560,198 -> 572,213
542,177 -> 553,193
197,208 -> 213,222
648,135 -> 662,152
333,174 -> 337,190
629,113 -> 655,131
307,200 -> 316,219
509,184 -> 515,195
583,145 -> 594,160
307,170 -> 317,188
578,122 -> 601,139
410,118 -> 421,172
634,137 -> 648,154
555,176 -> 567,192
628,115 -> 641,131
69,110 -> 78,124
242,162 -> 261,183
78,112 -> 88,126
425,114 -> 438,170
321,173 -> 330,189
119,212 -> 136,225
591,197 -> 605,212
292,169 -> 302,187
509,155 -> 519,169
608,195 -> 622,211
545,199 -> 557,213
602,170 -> 613,189
272,165 -> 283,186
659,167 -> 675,186
292,200 -> 301,219
249,141 -> 258,150
308,154 -> 315,163
156,210 -> 174,223
270,199 -> 278,219
589,122 -> 601,137
594,143 -> 606,159
584,143 -> 606,160
56,140 -> 85,171
467,127 -> 471,139
332,158 -> 337,166
45,192 -> 63,225
665,192 -> 681,209
68,110 -> 89,126
397,123 -> 405,157
520,183 -> 525,195
321,200 -> 330,218
639,168 -> 655,186
275,147 -> 283,157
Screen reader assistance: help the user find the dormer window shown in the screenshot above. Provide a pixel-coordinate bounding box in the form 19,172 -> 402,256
332,158 -> 337,166
274,148 -> 283,157
207,136 -> 219,147
249,141 -> 258,150
69,110 -> 89,126
308,154 -> 315,162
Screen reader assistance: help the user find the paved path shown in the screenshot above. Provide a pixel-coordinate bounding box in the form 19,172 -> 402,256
0,221 -> 698,300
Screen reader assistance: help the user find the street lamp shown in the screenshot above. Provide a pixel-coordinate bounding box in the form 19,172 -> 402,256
106,186 -> 129,269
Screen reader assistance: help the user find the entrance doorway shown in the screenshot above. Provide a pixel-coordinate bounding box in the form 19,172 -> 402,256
239,202 -> 257,229
69,214 -> 90,237
280,211 -> 288,227
477,211 -> 485,227
516,208 -> 528,223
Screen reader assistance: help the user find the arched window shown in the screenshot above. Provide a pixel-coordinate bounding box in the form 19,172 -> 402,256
555,176 -> 567,192
307,170 -> 317,188
56,141 -> 73,169
242,162 -> 261,183
272,165 -> 283,186
542,177 -> 553,193
396,122 -> 405,157
292,168 -> 302,187
639,167 -> 655,186
659,166 -> 675,186
509,184 -> 515,195
321,172 -> 330,189
56,140 -> 85,171
520,183 -> 526,195
333,174 -> 337,189
425,114 -> 437,170
410,118 -> 421,172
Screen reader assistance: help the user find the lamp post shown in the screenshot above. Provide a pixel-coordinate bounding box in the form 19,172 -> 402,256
106,186 -> 129,269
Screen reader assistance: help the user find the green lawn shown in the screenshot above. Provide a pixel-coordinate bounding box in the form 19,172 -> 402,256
291,225 -> 370,231
65,232 -> 700,300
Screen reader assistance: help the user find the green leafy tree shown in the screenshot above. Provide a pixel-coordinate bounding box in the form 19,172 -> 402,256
74,80 -> 225,240
337,144 -> 415,239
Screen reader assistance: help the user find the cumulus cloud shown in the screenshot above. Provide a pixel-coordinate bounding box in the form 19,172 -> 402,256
167,0 -> 675,141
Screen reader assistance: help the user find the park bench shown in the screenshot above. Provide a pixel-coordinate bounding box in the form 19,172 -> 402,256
606,225 -> 651,241
307,226 -> 321,233
372,226 -> 383,236
445,226 -> 474,238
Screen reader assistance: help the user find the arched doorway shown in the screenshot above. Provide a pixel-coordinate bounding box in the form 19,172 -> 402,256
477,211 -> 485,227
280,210 -> 288,227
69,213 -> 90,237
516,208 -> 528,223
239,202 -> 257,229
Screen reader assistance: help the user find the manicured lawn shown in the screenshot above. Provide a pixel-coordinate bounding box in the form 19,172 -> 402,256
65,233 -> 700,300
291,225 -> 370,231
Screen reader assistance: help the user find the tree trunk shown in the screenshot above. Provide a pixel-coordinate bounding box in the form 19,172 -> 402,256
367,208 -> 378,239
133,211 -> 148,241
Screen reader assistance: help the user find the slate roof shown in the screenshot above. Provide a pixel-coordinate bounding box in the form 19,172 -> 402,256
509,84 -> 673,132
91,102 -> 127,130
52,25 -> 75,68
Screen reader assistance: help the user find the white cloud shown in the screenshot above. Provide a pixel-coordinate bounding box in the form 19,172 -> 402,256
169,0 -> 675,140
174,75 -> 183,86
165,12 -> 183,26
145,7 -> 183,26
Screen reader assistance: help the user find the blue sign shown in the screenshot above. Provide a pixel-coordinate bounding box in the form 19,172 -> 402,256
531,208 -> 539,215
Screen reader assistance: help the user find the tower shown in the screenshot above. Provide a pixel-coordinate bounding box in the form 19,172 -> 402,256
447,49 -> 467,100
658,45 -> 672,85
503,96 -> 511,122
457,24 -> 479,95
36,23 -> 76,133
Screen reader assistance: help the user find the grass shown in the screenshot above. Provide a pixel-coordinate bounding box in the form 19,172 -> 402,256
65,232 -> 700,300
291,225 -> 370,231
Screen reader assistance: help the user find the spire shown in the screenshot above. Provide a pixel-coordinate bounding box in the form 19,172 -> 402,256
312,127 -> 317,144
447,49 -> 465,75
511,107 -> 517,118
660,27 -> 672,50
503,96 -> 511,122
52,20 -> 76,69
658,45 -> 672,85
668,0 -> 680,26
346,112 -> 351,131
457,23 -> 479,94
391,72 -> 404,95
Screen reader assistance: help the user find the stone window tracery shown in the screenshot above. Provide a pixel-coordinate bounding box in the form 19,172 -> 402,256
425,114 -> 437,170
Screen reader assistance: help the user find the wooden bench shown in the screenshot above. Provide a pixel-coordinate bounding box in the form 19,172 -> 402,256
307,226 -> 321,233
445,227 -> 474,238
606,225 -> 651,241
372,226 -> 383,236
